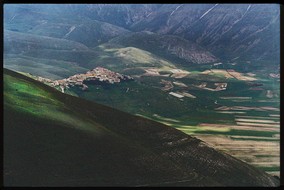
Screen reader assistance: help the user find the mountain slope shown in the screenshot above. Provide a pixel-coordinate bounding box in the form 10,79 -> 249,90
3,68 -> 279,186
4,5 -> 131,48
109,31 -> 218,64
77,4 -> 161,28
131,4 -> 280,63
61,20 -> 131,47
4,4 -> 279,65
27,19 -> 131,48
3,30 -> 102,79
87,43 -> 179,73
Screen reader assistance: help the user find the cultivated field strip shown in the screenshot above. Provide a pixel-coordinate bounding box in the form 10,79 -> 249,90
215,106 -> 279,111
220,97 -> 252,100
235,115 -> 280,120
189,94 -> 280,177
198,123 -> 279,132
216,111 -> 246,114
230,135 -> 279,140
194,134 -> 280,177
269,114 -> 280,117
267,172 -> 280,177
235,122 -> 279,128
167,75 -> 280,177
235,118 -> 280,124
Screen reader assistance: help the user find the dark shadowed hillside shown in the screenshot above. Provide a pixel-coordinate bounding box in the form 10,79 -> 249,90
3,69 -> 279,187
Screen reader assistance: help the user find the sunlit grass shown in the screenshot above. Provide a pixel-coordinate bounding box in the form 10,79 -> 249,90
4,74 -> 103,135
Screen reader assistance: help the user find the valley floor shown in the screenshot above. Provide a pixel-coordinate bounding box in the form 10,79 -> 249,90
64,68 -> 280,177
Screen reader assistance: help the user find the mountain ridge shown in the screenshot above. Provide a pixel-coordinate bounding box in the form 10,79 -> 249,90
4,4 -> 279,65
109,31 -> 218,64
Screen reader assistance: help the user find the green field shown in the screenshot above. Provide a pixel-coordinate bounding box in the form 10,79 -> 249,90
63,66 -> 280,177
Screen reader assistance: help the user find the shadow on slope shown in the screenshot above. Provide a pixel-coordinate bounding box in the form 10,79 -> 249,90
3,69 -> 279,187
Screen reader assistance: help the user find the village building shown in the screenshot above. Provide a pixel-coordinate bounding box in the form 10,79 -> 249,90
36,67 -> 133,93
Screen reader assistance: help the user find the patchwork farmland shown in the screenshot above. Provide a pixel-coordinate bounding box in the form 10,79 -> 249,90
138,70 -> 280,177
159,94 -> 280,177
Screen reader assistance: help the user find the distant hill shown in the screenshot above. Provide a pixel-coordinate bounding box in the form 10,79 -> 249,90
4,4 -> 161,29
3,68 -> 279,186
4,30 -> 101,79
4,5 -> 131,48
109,31 -> 218,64
4,30 -> 90,52
87,43 -> 179,72
29,19 -> 131,48
4,4 -> 279,68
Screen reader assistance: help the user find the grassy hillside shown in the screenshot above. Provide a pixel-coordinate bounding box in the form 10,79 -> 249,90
3,68 -> 279,186
4,54 -> 89,80
109,31 -> 218,65
4,30 -> 90,52
88,43 -> 181,73
3,30 -> 102,80
4,29 -> 216,80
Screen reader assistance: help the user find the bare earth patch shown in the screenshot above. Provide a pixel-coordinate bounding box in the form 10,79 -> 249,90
173,81 -> 188,87
201,69 -> 257,81
169,69 -> 190,78
143,68 -> 161,76
235,118 -> 280,124
215,106 -> 279,112
198,123 -> 279,132
179,91 -> 196,98
235,122 -> 279,129
160,79 -> 173,91
220,97 -> 252,100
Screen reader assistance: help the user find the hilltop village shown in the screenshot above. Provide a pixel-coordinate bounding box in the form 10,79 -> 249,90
35,67 -> 133,93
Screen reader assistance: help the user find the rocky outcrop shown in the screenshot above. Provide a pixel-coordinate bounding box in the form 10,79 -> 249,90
159,35 -> 217,64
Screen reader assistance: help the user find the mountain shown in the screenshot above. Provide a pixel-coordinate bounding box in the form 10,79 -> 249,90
4,29 -> 91,53
3,68 -> 280,186
4,4 -> 279,67
4,4 -> 161,29
63,4 -> 161,28
4,29 -> 101,79
109,31 -> 218,64
131,4 -> 280,63
28,19 -> 131,48
4,6 -> 131,48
